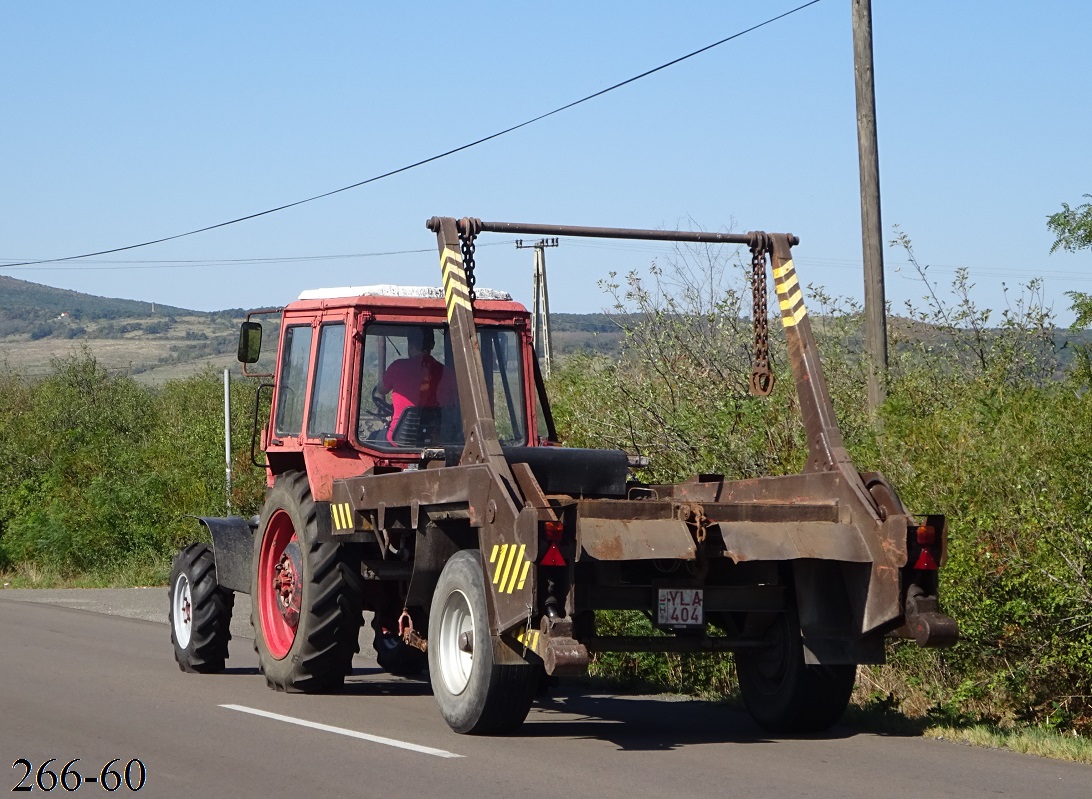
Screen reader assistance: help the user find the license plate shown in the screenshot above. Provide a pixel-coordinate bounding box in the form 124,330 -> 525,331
657,588 -> 703,628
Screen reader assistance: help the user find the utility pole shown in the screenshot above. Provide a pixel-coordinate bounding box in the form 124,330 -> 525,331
852,0 -> 888,413
517,238 -> 559,379
223,368 -> 232,514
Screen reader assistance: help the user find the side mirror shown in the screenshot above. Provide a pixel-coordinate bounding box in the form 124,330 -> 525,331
238,321 -> 263,364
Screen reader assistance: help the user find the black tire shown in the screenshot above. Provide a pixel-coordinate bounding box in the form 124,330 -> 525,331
169,543 -> 234,673
736,598 -> 856,734
251,470 -> 363,692
428,550 -> 537,734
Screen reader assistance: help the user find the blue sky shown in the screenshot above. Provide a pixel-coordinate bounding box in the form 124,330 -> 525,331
2,1 -> 1090,323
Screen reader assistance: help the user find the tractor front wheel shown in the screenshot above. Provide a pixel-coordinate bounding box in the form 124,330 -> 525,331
168,543 -> 234,673
252,471 -> 363,692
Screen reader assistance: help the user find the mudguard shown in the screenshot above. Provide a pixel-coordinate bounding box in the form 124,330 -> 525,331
194,515 -> 256,593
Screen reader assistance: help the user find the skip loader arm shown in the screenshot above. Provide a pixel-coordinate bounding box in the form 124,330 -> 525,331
421,216 -> 542,640
438,218 -> 952,650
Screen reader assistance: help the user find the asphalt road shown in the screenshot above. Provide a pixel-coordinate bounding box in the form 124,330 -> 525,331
1,588 -> 1088,798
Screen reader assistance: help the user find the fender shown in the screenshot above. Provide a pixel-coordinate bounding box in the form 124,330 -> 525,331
194,515 -> 256,593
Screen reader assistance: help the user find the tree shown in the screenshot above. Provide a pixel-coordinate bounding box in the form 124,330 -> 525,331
1047,194 -> 1092,253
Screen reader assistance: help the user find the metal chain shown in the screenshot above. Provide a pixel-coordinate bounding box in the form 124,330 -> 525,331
749,237 -> 775,396
459,230 -> 478,303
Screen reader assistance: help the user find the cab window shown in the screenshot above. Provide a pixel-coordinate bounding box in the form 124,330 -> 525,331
480,328 -> 526,443
274,324 -> 313,436
306,323 -> 346,438
357,323 -> 527,449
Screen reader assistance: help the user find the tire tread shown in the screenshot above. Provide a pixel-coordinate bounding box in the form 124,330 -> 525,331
252,470 -> 363,693
169,543 -> 234,674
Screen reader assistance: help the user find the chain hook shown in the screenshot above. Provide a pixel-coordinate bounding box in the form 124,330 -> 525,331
457,217 -> 480,303
748,233 -> 775,397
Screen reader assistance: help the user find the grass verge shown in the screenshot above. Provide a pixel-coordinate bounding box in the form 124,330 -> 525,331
843,703 -> 1092,764
924,724 -> 1092,764
0,557 -> 170,590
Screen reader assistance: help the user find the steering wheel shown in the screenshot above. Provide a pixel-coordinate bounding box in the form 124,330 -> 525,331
371,385 -> 393,419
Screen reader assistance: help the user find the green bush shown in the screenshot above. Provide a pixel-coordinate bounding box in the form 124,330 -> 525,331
0,352 -> 265,578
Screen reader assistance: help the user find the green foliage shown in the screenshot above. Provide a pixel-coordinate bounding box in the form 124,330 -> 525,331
551,312 -> 628,333
0,351 -> 266,579
589,610 -> 738,697
1048,194 -> 1092,253
29,322 -> 56,341
552,242 -> 807,484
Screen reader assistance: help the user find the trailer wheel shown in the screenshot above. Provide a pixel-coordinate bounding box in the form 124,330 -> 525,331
252,470 -> 363,692
168,543 -> 234,673
736,601 -> 855,733
428,550 -> 537,734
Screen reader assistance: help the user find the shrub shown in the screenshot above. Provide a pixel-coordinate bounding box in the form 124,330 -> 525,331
0,354 -> 266,577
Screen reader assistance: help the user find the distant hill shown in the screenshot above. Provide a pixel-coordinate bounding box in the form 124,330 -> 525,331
0,276 -> 246,383
0,274 -> 201,324
551,312 -> 628,356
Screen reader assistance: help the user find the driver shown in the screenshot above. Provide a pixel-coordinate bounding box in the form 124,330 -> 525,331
377,327 -> 448,444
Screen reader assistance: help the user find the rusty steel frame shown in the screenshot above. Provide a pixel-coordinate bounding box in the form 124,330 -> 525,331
319,217 -> 956,673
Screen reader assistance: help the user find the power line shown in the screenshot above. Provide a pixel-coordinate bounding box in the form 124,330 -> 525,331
1,1 -> 824,270
0,249 -> 434,271
0,240 -> 514,272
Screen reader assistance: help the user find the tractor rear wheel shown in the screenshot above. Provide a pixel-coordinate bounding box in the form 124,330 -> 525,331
735,597 -> 855,733
252,470 -> 363,692
428,550 -> 537,734
169,543 -> 234,673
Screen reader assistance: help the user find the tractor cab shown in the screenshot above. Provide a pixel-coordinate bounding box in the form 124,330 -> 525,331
239,284 -> 547,495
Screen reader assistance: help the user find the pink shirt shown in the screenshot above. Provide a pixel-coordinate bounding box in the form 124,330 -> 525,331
382,355 -> 446,443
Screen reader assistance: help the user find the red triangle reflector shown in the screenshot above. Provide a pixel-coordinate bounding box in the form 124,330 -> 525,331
541,544 -> 566,566
914,549 -> 938,570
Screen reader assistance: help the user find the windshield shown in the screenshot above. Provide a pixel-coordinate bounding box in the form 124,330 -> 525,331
357,323 -> 527,449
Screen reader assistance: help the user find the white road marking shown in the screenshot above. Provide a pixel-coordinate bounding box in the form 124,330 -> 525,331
220,704 -> 463,759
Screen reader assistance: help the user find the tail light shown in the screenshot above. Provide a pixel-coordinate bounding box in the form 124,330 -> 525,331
909,517 -> 945,571
541,520 -> 566,566
913,548 -> 939,570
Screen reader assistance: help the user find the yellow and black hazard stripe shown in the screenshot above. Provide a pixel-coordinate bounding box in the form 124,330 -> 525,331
330,502 -> 354,531
489,543 -> 531,594
514,625 -> 541,655
440,245 -> 472,322
772,259 -> 808,328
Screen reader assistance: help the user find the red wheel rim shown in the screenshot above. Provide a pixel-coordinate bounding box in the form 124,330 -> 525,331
258,509 -> 301,659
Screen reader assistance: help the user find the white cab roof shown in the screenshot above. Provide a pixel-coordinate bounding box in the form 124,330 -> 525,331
297,284 -> 512,301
